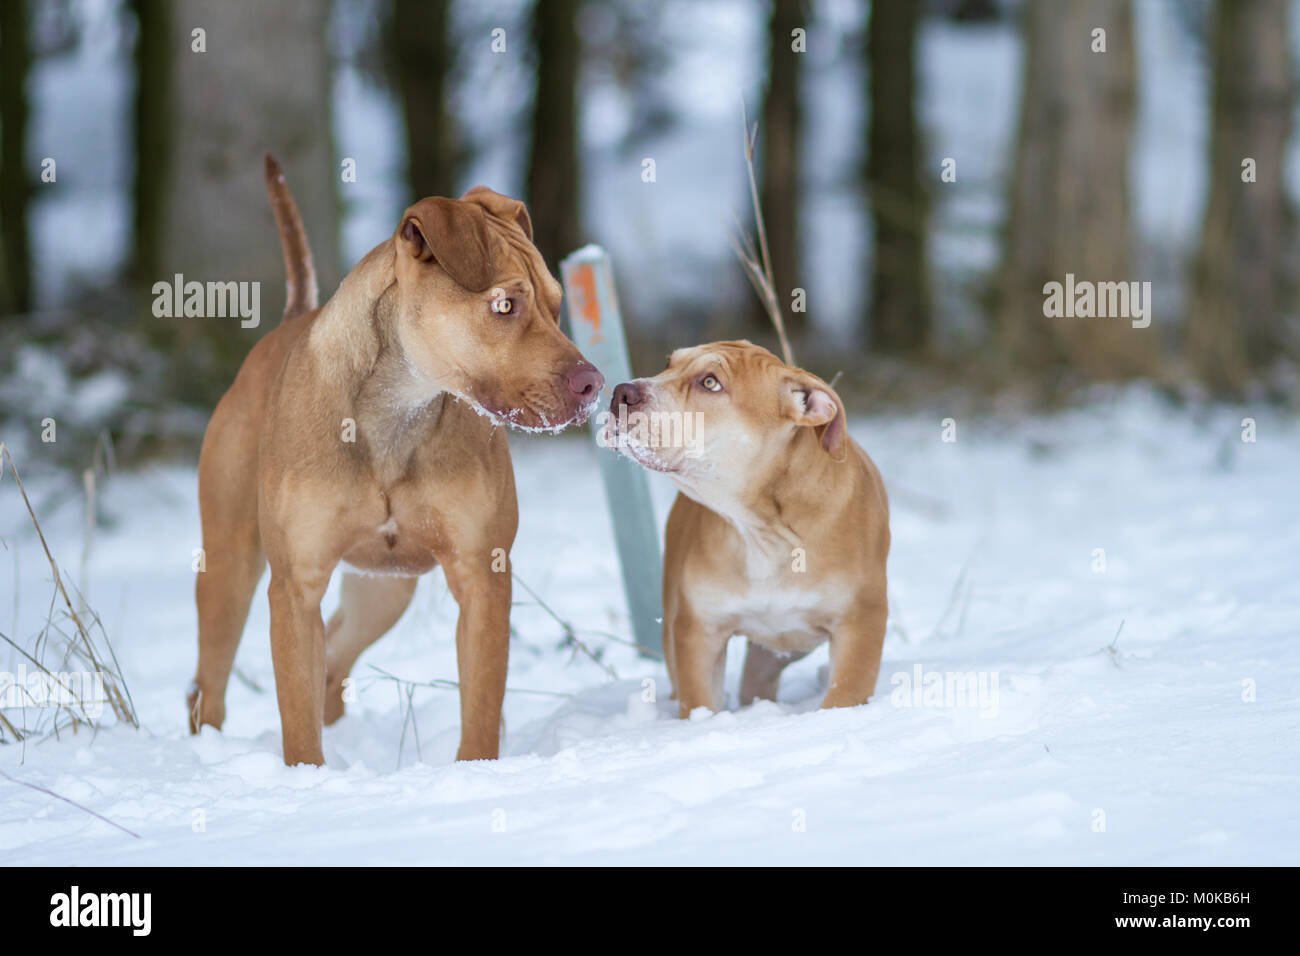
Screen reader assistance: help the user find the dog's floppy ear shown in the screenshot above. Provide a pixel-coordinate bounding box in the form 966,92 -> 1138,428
781,373 -> 847,462
399,198 -> 495,292
460,185 -> 533,242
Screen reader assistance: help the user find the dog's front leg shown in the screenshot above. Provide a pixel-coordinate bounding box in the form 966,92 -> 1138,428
268,566 -> 332,766
444,558 -> 511,761
820,592 -> 887,710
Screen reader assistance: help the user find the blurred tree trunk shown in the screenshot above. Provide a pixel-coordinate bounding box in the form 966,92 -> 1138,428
1187,0 -> 1292,394
868,0 -> 930,353
130,0 -> 170,291
0,0 -> 32,315
996,0 -> 1152,381
525,0 -> 581,267
758,0 -> 806,334
149,0 -> 338,405
392,0 -> 455,200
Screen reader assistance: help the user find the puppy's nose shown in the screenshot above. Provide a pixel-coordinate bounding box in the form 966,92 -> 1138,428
566,364 -> 604,400
611,382 -> 643,412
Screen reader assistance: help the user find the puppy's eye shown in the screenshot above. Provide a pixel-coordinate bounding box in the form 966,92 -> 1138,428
700,374 -> 723,392
491,297 -> 514,315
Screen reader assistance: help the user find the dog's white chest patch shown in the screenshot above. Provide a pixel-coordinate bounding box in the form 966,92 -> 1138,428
376,516 -> 398,536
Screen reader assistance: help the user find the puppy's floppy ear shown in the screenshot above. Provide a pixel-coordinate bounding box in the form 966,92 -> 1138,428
460,185 -> 533,242
781,374 -> 847,462
399,198 -> 496,292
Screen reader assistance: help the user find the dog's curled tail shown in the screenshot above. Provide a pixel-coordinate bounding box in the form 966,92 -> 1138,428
263,152 -> 318,322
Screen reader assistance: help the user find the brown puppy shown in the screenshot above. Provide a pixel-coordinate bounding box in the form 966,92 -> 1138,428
188,156 -> 602,766
605,341 -> 888,717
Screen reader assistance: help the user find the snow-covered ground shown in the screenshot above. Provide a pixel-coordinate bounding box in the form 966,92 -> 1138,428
2,390 -> 1297,865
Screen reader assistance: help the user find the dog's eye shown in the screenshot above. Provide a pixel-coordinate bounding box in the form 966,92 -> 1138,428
491,297 -> 514,315
700,374 -> 723,392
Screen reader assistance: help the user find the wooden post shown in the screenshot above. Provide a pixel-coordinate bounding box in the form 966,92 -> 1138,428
560,245 -> 663,659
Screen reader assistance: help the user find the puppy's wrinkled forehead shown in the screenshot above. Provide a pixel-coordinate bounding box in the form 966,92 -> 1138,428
664,340 -> 783,381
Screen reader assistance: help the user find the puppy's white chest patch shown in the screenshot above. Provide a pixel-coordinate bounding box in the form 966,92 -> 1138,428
376,516 -> 398,536
697,584 -> 843,651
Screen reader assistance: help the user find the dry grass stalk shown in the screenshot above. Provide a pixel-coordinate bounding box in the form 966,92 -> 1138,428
362,664 -> 573,770
730,100 -> 795,367
0,766 -> 140,838
0,443 -> 138,744
512,572 -> 619,679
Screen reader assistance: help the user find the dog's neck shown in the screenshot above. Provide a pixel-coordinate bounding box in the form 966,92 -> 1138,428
308,239 -> 451,469
354,334 -> 447,459
307,239 -> 395,378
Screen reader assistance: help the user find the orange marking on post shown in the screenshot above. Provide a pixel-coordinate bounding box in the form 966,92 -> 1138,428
570,263 -> 604,344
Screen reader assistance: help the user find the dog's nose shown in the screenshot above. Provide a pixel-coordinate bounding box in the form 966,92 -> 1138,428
611,382 -> 643,412
566,364 -> 604,401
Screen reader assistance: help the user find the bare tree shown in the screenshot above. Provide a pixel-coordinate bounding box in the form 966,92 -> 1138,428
130,0 -> 170,291
525,0 -> 582,267
147,0 -> 339,404
391,0 -> 456,201
867,0 -> 930,354
0,0 -> 33,315
758,0 -> 807,334
995,0 -> 1153,382
1187,0 -> 1292,394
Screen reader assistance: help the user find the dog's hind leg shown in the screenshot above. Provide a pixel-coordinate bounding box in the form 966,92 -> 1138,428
189,412 -> 266,733
322,572 -> 418,725
739,640 -> 809,706
190,541 -> 265,732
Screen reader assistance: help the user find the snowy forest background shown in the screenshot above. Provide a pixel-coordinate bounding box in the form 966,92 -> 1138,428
1,0 -> 1297,465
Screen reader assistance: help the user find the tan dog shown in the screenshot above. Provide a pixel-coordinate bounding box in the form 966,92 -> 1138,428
188,155 -> 602,766
605,341 -> 888,716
